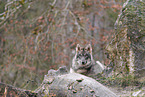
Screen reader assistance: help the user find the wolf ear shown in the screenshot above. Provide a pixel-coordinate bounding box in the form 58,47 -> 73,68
76,44 -> 81,52
85,44 -> 92,53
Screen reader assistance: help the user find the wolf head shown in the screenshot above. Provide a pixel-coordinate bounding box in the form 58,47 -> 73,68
75,44 -> 93,68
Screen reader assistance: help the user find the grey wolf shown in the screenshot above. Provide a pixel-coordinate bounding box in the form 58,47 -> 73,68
70,44 -> 97,75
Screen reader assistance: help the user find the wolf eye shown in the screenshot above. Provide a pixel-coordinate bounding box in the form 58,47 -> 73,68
85,55 -> 88,59
79,54 -> 82,56
77,54 -> 82,58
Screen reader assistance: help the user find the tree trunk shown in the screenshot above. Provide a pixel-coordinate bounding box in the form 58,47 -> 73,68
106,0 -> 145,78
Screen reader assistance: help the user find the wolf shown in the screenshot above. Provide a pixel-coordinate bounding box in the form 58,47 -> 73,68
70,44 -> 103,76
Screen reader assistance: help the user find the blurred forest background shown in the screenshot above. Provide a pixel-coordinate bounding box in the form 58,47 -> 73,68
0,0 -> 145,93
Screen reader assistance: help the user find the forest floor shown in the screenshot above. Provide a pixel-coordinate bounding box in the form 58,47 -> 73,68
108,86 -> 145,97
96,74 -> 145,96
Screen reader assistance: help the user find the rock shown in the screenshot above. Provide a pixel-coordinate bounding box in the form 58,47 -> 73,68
106,0 -> 145,77
35,66 -> 118,97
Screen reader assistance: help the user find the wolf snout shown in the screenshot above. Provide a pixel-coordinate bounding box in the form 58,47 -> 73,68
82,62 -> 85,65
82,61 -> 87,65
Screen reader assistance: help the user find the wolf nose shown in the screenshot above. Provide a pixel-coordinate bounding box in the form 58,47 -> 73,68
82,62 -> 85,65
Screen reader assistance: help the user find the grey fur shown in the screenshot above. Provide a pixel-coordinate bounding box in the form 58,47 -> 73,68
70,44 -> 102,76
